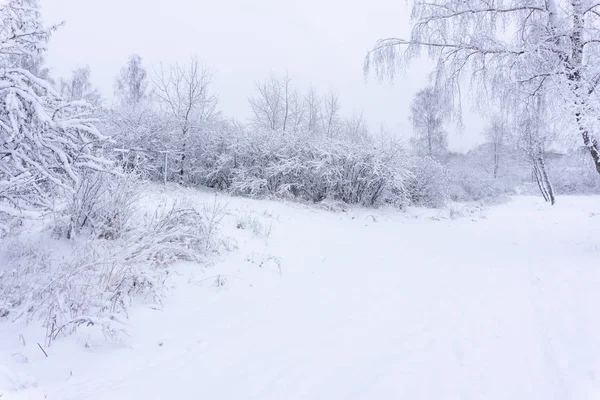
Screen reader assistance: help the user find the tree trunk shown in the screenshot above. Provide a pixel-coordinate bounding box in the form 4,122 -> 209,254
578,120 -> 600,174
179,141 -> 186,185
179,151 -> 185,184
283,85 -> 289,132
533,166 -> 549,203
427,133 -> 433,158
532,154 -> 555,205
569,1 -> 600,175
538,155 -> 555,205
493,142 -> 499,179
427,116 -> 433,158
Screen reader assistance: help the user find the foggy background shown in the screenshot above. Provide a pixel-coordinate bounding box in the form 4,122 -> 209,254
41,0 -> 485,151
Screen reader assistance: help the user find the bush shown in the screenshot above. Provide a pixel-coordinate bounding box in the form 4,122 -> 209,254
58,170 -> 142,240
0,181 -> 222,345
105,114 -> 419,208
107,116 -> 482,209
406,157 -> 449,208
446,167 -> 503,202
190,128 -> 411,207
546,152 -> 600,195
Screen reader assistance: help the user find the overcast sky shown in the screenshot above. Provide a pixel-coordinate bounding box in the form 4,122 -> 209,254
40,0 -> 484,151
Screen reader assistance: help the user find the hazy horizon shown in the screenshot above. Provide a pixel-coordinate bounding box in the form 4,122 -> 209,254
41,0 -> 485,151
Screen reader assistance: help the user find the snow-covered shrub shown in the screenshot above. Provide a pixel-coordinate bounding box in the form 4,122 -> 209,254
298,138 -> 408,206
103,107 -> 171,181
0,197 -> 221,345
406,155 -> 513,207
104,86 -> 419,207
406,157 -> 449,208
551,168 -> 600,194
546,151 -> 600,195
446,167 -> 503,202
105,107 -> 419,208
188,128 -> 410,207
0,1 -> 110,229
57,171 -> 142,240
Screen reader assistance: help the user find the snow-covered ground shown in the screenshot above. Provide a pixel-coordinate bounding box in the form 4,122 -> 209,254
2,187 -> 600,399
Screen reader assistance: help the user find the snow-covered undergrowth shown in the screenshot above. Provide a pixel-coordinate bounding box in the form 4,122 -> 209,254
159,128 -> 411,207
2,185 -> 600,399
0,179 -> 224,349
118,125 -> 506,209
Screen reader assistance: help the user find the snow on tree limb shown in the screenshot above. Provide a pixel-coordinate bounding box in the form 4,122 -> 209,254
366,0 -> 600,175
0,0 -> 110,223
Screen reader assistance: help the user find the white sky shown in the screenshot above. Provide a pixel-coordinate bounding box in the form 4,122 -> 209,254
40,0 -> 484,151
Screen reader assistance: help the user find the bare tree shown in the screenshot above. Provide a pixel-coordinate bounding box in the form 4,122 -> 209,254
281,72 -> 292,132
485,116 -> 508,179
248,73 -> 304,132
60,66 -> 102,107
249,74 -> 283,131
153,58 -> 218,183
322,89 -> 341,138
115,54 -> 148,107
344,111 -> 369,141
304,86 -> 321,134
365,0 -> 600,176
288,89 -> 306,133
280,73 -> 307,133
410,86 -> 449,159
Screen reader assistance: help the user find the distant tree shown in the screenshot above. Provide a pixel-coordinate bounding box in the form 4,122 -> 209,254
249,73 -> 304,132
304,86 -> 321,134
153,58 -> 218,183
60,66 -> 102,107
109,54 -> 152,171
344,111 -> 369,141
410,86 -> 449,159
249,74 -> 282,131
0,0 -> 109,223
115,54 -> 148,107
249,78 -> 359,138
285,81 -> 306,133
322,89 -> 341,138
484,116 -> 508,179
18,54 -> 53,82
281,73 -> 293,132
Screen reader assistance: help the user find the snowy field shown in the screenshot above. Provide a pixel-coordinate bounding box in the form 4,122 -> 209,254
1,187 -> 600,400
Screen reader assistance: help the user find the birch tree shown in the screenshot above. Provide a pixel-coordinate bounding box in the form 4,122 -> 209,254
108,53 -> 157,174
515,94 -> 556,204
484,116 -> 508,179
410,86 -> 449,159
365,0 -> 600,175
115,54 -> 148,108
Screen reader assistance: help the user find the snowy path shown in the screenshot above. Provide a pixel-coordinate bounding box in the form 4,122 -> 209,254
3,195 -> 600,399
